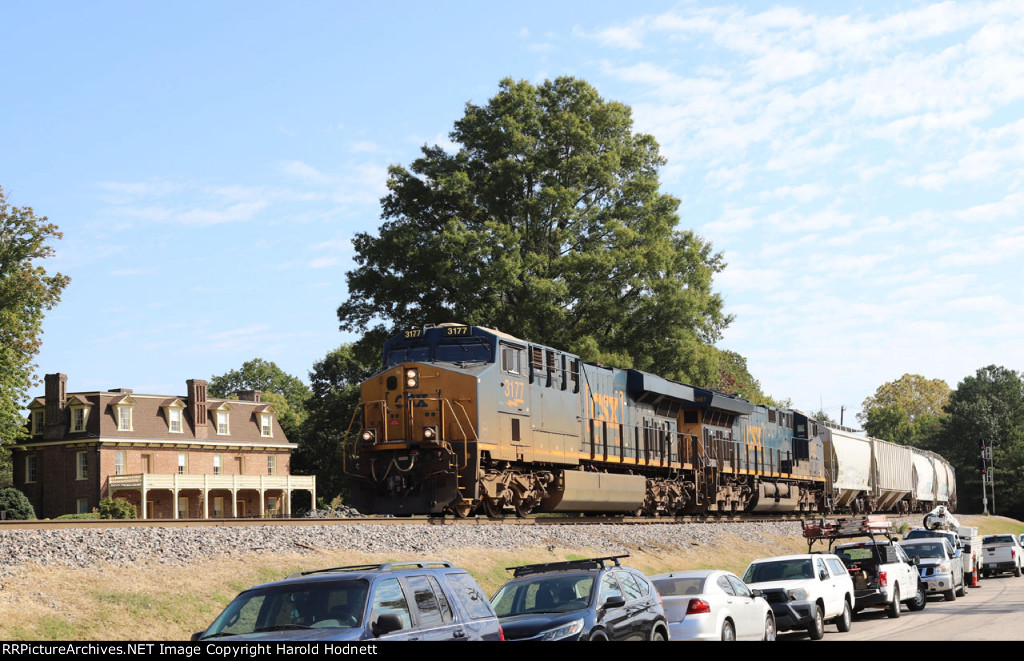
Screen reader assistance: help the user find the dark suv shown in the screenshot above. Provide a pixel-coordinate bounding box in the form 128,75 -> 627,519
193,561 -> 503,641
490,555 -> 669,641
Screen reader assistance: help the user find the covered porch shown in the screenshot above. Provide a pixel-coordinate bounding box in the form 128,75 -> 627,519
106,473 -> 316,519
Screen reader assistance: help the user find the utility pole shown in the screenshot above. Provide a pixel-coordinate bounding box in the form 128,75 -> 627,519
980,440 -> 989,515
980,440 -> 995,515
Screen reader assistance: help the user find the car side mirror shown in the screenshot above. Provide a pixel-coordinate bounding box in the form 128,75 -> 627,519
372,614 -> 403,637
954,549 -> 962,558
190,631 -> 205,641
751,589 -> 763,598
819,570 -> 829,581
603,596 -> 627,609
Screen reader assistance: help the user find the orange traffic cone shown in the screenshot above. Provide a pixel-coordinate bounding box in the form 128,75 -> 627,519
970,567 -> 979,588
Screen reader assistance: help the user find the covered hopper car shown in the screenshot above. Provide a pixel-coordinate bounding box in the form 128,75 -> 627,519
344,324 -> 956,517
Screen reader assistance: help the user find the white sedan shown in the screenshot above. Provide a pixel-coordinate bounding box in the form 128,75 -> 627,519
650,569 -> 776,641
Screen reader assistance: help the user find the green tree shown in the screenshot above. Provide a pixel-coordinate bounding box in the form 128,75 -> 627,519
208,358 -> 311,439
293,345 -> 375,506
0,486 -> 35,520
338,77 -> 731,385
938,366 -> 1024,517
858,374 -> 950,445
0,187 -> 70,464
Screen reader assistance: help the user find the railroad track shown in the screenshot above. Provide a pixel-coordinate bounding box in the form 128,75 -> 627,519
0,512 -> 825,531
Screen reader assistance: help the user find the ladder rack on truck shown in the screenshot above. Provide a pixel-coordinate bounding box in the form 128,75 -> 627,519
801,515 -> 894,553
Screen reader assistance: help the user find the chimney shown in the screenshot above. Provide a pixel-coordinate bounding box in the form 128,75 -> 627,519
44,373 -> 67,440
237,390 -> 261,402
187,379 -> 208,438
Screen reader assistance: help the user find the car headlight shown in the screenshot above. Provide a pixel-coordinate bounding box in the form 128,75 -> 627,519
539,619 -> 585,641
787,588 -> 808,601
934,564 -> 950,575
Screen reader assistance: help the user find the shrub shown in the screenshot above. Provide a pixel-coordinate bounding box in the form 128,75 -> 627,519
99,497 -> 137,519
0,487 -> 36,520
55,512 -> 101,520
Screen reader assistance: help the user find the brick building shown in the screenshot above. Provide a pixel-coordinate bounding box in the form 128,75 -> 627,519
11,373 -> 316,519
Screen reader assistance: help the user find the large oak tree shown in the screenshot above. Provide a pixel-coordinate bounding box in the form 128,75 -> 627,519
338,77 -> 731,384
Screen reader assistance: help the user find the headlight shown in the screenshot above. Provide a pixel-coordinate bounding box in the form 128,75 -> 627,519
787,588 -> 808,601
423,425 -> 437,441
405,368 -> 419,388
934,564 -> 950,575
360,429 -> 376,443
539,619 -> 585,641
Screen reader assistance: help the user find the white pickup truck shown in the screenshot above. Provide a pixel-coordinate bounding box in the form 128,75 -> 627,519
981,534 -> 1023,578
742,553 -> 855,640
835,539 -> 926,617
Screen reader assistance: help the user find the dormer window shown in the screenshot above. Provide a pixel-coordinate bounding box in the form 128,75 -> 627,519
211,402 -> 231,435
112,395 -> 136,432
67,396 -> 92,433
261,413 -> 273,437
162,398 -> 186,434
31,410 -> 45,436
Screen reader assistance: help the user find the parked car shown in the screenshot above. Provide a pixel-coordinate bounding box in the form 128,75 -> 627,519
898,538 -> 965,601
192,561 -> 503,641
490,555 -> 668,641
742,554 -> 854,640
650,569 -> 775,641
981,534 -> 1023,578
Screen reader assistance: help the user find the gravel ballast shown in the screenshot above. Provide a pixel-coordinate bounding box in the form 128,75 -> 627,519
0,519 -> 807,572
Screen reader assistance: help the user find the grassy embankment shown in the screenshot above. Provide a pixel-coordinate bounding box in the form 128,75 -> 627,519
1,514 -> 1020,641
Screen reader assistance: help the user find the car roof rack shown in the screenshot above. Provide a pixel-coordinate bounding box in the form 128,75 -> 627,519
507,555 -> 630,577
287,561 -> 455,579
801,516 -> 894,553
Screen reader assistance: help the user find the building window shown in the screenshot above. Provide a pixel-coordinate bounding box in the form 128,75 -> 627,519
178,453 -> 187,475
72,408 -> 85,432
31,410 -> 44,435
213,455 -> 222,475
216,411 -> 229,435
25,456 -> 38,483
76,451 -> 88,480
267,455 -> 276,475
76,498 -> 90,514
260,413 -> 273,437
116,405 -> 133,431
169,408 -> 182,433
114,451 -> 125,476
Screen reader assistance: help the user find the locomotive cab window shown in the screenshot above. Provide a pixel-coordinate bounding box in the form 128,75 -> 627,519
501,344 -> 524,374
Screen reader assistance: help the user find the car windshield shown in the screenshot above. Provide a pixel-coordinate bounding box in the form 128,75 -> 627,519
201,580 -> 368,638
491,575 -> 594,616
652,576 -> 706,596
743,559 -> 813,583
902,543 -> 945,558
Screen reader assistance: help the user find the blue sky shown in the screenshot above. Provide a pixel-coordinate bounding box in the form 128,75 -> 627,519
2,1 -> 1022,424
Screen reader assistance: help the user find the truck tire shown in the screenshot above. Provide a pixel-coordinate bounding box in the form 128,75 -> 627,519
907,582 -> 927,611
887,587 -> 901,618
836,601 -> 852,632
956,573 -> 966,597
1015,565 -> 1022,578
807,605 -> 825,640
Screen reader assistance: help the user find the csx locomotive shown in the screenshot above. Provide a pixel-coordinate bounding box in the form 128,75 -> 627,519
345,324 -> 956,517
